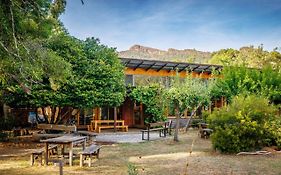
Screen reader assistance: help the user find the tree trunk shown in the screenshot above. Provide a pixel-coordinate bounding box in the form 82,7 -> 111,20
174,103 -> 180,142
50,107 -> 56,124
185,104 -> 201,132
41,107 -> 49,123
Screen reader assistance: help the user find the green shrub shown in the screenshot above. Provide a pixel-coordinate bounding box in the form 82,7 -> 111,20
208,95 -> 280,153
129,84 -> 166,123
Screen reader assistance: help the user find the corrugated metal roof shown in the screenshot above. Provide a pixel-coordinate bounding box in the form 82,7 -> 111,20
120,57 -> 223,74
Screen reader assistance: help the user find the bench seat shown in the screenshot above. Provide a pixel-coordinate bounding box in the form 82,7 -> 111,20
141,121 -> 172,140
97,125 -> 128,133
30,144 -> 58,166
79,144 -> 101,167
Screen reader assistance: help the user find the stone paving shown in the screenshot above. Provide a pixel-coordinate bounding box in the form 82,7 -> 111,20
95,130 -> 171,143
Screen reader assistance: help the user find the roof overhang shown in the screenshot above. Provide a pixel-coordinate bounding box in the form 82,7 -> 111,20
120,57 -> 223,78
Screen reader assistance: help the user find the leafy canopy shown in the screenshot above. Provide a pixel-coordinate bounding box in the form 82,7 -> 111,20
164,76 -> 211,113
3,34 -> 126,109
209,46 -> 281,69
129,84 -> 166,123
0,0 -> 70,91
212,65 -> 281,104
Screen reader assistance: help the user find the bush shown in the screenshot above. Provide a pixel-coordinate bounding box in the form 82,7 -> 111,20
208,95 -> 280,153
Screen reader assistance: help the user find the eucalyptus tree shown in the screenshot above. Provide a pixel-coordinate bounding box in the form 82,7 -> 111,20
0,0 -> 69,92
1,0 -> 126,123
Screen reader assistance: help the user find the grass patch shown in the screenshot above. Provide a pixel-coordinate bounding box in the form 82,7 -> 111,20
1,130 -> 281,174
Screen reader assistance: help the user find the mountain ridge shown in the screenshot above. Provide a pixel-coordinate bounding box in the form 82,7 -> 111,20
118,44 -> 212,63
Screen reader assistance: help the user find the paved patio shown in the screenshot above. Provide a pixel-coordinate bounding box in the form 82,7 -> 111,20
95,129 -> 171,143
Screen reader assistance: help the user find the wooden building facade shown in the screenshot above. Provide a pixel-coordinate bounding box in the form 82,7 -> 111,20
76,58 -> 224,129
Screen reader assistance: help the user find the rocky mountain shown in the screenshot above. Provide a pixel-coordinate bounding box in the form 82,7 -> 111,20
118,45 -> 212,63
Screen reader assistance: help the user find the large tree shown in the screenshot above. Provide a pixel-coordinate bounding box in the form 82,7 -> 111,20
48,36 -> 126,109
1,1 -> 126,123
0,0 -> 70,92
3,33 -> 126,123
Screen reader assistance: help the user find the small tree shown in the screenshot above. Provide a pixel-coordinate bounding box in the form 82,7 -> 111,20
129,84 -> 166,123
164,76 -> 211,141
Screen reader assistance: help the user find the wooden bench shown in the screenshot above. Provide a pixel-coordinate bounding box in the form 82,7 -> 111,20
30,144 -> 58,166
141,121 -> 171,140
96,125 -> 128,133
79,144 -> 101,167
37,124 -> 77,133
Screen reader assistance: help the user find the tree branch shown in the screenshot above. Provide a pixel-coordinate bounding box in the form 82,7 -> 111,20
9,0 -> 19,57
0,41 -> 19,58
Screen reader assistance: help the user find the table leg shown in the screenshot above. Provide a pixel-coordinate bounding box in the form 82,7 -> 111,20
69,142 -> 73,166
45,143 -> 49,166
62,145 -> 65,157
94,122 -> 98,132
83,139 -> 86,150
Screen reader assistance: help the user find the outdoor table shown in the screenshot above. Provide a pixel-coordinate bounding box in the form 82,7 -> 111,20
41,135 -> 87,166
91,120 -> 125,132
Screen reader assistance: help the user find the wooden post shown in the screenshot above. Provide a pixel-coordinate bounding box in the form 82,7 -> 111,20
80,154 -> 83,167
77,112 -> 80,126
45,143 -> 49,166
114,107 -> 117,132
69,143 -> 73,166
54,160 -> 63,175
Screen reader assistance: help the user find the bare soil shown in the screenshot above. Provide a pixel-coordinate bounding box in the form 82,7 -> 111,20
1,130 -> 281,175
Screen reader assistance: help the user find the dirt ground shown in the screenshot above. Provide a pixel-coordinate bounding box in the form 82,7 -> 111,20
1,130 -> 281,175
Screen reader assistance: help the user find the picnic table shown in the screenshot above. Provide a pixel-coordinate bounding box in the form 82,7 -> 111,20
41,135 -> 87,166
89,120 -> 128,133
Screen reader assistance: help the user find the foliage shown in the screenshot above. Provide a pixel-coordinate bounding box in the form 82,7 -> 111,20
3,35 -> 126,110
164,76 -> 212,141
208,95 -> 280,153
1,0 -> 125,123
127,162 -> 138,175
0,0 -> 69,90
213,65 -> 281,104
164,77 -> 211,113
129,84 -> 166,123
209,46 -> 281,69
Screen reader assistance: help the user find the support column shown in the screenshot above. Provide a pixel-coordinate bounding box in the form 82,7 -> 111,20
114,107 -> 117,132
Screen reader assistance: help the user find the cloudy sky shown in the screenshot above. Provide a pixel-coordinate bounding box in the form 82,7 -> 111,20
60,0 -> 281,52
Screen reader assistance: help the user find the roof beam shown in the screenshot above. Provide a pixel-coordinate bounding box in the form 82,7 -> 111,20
145,62 -> 156,71
133,61 -> 144,70
168,63 -> 179,73
157,63 -> 168,72
178,65 -> 190,72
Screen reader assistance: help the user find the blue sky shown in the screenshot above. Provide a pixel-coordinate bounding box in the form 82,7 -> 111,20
60,0 -> 281,52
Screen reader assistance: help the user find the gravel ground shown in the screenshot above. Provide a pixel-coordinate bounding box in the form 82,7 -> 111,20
95,130 -> 171,143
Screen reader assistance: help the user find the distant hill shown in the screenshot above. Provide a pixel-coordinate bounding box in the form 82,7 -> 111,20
118,45 -> 212,63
